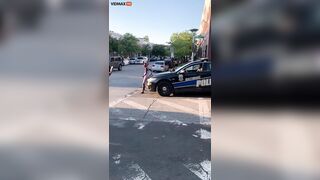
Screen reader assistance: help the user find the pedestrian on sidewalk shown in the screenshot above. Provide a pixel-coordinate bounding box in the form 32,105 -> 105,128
141,61 -> 151,94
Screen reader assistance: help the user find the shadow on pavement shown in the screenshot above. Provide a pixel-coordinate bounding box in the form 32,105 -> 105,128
173,91 -> 211,98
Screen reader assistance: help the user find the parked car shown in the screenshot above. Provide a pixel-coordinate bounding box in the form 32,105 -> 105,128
129,57 -> 136,64
151,61 -> 169,72
135,57 -> 144,64
109,56 -> 124,71
136,56 -> 148,64
147,59 -> 211,96
148,58 -> 158,68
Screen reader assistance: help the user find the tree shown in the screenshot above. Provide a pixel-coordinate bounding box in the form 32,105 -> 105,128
141,44 -> 152,56
109,35 -> 119,55
118,33 -> 140,57
170,31 -> 193,59
143,36 -> 149,42
151,44 -> 169,57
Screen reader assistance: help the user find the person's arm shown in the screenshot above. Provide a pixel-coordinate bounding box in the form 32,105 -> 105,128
109,66 -> 113,76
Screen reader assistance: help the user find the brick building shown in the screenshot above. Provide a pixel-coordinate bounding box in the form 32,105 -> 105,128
197,0 -> 211,59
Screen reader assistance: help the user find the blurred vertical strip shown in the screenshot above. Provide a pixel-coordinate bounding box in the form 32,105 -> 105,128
213,0 -> 320,180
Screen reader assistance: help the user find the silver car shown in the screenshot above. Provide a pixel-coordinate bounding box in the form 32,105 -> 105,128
109,56 -> 124,71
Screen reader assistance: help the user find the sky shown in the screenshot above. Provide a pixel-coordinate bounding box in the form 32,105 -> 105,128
109,0 -> 205,44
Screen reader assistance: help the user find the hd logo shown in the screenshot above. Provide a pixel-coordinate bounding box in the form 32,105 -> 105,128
196,78 -> 211,87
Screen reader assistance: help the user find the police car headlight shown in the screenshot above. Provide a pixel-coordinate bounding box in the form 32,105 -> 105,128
148,77 -> 157,83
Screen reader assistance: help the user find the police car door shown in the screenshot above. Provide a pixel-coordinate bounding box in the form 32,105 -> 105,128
196,62 -> 212,90
175,62 -> 202,90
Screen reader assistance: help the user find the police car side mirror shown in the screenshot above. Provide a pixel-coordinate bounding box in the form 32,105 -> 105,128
179,69 -> 185,74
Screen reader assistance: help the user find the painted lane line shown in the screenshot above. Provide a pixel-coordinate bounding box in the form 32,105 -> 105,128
157,99 -> 198,115
184,160 -> 211,180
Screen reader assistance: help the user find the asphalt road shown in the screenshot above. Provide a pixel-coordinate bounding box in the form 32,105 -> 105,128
109,65 -> 212,180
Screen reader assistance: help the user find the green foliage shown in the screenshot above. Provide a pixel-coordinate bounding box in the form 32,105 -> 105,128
118,33 -> 140,57
141,44 -> 152,56
109,35 -> 119,54
170,31 -> 193,58
151,44 -> 169,57
143,36 -> 149,42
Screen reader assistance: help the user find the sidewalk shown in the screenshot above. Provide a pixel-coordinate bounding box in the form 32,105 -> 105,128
109,90 -> 211,126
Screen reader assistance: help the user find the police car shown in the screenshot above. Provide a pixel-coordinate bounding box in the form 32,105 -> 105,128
147,59 -> 211,96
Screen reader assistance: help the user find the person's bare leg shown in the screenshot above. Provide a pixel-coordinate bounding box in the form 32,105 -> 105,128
141,84 -> 145,93
141,83 -> 145,93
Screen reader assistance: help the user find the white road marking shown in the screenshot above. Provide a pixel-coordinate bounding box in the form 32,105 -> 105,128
168,120 -> 187,126
112,154 -> 121,165
119,117 -> 137,121
122,163 -> 152,180
157,99 -> 198,115
184,160 -> 211,180
134,122 -> 147,130
193,129 -> 211,140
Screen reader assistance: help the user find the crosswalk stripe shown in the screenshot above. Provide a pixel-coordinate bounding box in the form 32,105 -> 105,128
122,100 -> 148,110
157,99 -> 199,115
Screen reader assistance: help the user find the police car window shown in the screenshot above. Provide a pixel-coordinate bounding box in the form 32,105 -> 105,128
203,63 -> 211,72
185,64 -> 201,73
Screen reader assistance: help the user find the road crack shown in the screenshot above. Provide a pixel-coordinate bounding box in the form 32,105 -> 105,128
142,99 -> 157,119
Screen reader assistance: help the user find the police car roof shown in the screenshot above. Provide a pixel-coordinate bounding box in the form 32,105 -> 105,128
193,59 -> 209,63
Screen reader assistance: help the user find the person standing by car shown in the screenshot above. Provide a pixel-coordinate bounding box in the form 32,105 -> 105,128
141,61 -> 151,94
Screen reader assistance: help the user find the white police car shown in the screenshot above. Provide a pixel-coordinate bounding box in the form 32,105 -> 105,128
147,59 -> 211,96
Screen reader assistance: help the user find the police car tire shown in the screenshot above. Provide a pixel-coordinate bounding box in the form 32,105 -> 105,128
157,82 -> 173,96
118,64 -> 122,71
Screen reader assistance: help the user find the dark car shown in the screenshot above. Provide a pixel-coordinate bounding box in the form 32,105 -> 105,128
109,56 -> 124,71
147,59 -> 211,96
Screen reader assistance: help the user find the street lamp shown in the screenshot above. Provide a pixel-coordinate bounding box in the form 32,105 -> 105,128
194,34 -> 204,58
189,28 -> 198,61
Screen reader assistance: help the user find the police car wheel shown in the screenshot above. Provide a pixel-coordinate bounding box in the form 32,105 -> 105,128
157,82 -> 173,96
118,64 -> 122,71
